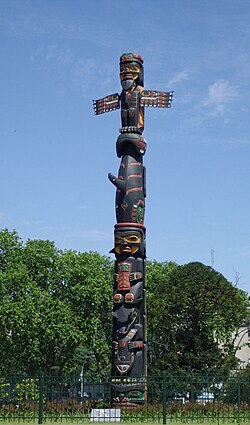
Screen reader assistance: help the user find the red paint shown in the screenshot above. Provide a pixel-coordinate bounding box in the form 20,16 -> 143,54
128,174 -> 142,179
129,162 -> 141,167
115,223 -> 145,229
127,187 -> 143,194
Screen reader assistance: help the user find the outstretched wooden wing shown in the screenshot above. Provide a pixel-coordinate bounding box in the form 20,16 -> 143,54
140,90 -> 174,108
93,93 -> 120,115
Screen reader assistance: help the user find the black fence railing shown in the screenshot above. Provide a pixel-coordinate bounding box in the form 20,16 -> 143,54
0,372 -> 250,423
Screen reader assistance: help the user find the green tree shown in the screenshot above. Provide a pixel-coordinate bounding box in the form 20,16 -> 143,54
0,229 -> 32,373
1,229 -> 248,378
147,261 -> 249,375
53,249 -> 113,376
0,229 -> 113,376
222,366 -> 250,403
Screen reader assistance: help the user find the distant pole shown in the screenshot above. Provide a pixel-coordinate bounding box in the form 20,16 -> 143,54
93,53 -> 173,404
211,249 -> 215,268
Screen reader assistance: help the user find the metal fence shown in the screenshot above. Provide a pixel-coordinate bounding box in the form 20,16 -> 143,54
0,372 -> 250,423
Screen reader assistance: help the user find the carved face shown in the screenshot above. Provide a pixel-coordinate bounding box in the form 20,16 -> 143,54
120,62 -> 142,91
120,63 -> 141,82
115,231 -> 142,255
119,53 -> 144,90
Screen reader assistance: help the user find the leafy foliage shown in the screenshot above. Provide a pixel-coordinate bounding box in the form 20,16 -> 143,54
0,229 -> 113,376
147,261 -> 249,375
0,229 -> 248,376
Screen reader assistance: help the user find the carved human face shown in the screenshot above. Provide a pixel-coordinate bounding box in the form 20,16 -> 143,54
120,63 -> 141,82
114,230 -> 142,255
120,62 -> 141,90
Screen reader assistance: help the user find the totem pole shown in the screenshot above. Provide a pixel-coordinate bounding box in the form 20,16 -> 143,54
93,53 -> 173,404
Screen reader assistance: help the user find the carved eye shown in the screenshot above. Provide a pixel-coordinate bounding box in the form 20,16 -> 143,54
127,235 -> 141,243
115,236 -> 123,244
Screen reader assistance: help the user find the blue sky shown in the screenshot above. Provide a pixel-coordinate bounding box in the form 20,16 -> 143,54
1,0 -> 250,293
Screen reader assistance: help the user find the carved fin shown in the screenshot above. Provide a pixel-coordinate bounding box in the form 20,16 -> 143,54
108,173 -> 127,193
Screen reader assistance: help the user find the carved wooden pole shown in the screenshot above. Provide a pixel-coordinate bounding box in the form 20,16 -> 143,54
93,53 -> 173,404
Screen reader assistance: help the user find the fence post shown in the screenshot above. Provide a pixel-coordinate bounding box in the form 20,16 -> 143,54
238,382 -> 241,412
163,371 -> 167,425
38,371 -> 44,425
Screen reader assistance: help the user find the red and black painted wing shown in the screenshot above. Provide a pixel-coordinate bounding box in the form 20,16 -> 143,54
140,90 -> 174,108
93,93 -> 120,115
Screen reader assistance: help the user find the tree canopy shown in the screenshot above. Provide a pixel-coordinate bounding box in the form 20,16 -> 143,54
147,261 -> 249,375
0,229 -> 113,376
0,229 -> 248,376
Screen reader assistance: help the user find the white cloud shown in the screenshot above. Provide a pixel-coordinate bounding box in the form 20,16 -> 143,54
41,225 -> 111,242
30,45 -> 95,92
168,70 -> 191,86
203,79 -> 238,116
225,139 -> 250,148
30,44 -> 115,94
78,229 -> 110,242
183,79 -> 239,127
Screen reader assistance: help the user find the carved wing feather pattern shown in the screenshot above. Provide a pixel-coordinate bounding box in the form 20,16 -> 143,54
93,93 -> 120,115
140,90 -> 174,108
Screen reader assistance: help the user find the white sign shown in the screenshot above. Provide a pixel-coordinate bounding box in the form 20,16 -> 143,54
91,408 -> 121,422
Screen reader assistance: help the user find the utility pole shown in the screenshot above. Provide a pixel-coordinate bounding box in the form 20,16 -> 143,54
211,248 -> 215,268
